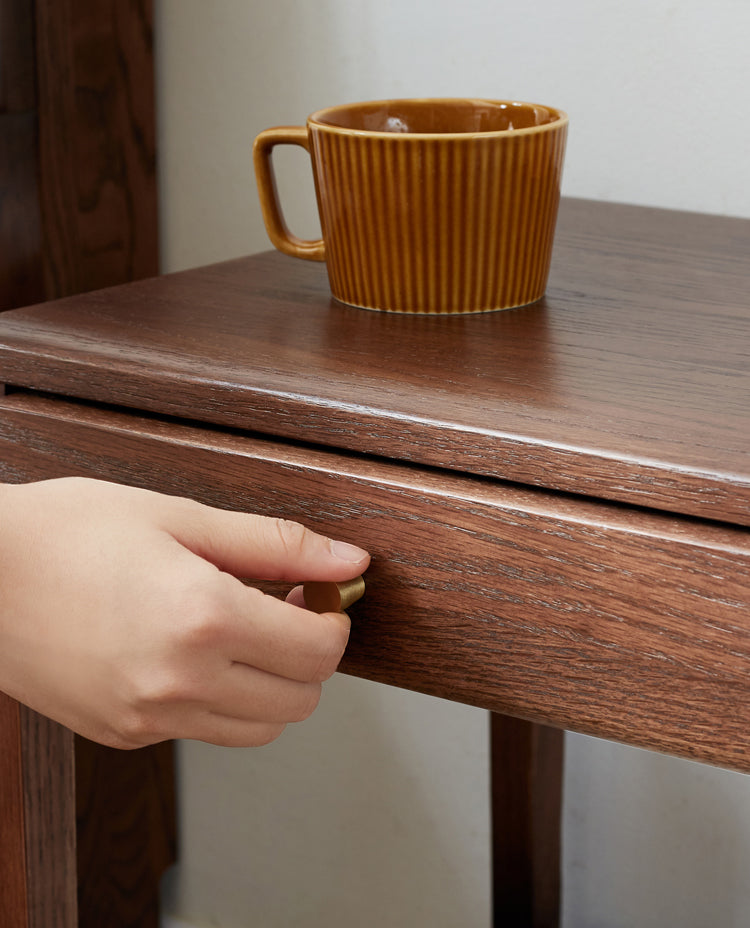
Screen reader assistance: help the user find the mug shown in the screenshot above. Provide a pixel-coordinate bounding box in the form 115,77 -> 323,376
253,98 -> 568,314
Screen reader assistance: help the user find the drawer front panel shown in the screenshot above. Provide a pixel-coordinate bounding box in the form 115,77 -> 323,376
3,392 -> 750,770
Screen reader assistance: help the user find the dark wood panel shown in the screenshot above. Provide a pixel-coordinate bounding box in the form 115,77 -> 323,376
74,737 -> 176,927
0,0 -> 44,312
19,707 -> 77,927
491,714 -> 563,927
0,111 -> 45,310
0,0 -> 36,112
2,1 -> 159,314
34,0 -> 158,297
0,696 -> 78,928
1,3 -> 167,926
0,693 -> 28,927
1,199 -> 748,524
2,391 -> 750,772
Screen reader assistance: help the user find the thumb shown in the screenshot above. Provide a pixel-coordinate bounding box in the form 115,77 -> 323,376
171,503 -> 371,583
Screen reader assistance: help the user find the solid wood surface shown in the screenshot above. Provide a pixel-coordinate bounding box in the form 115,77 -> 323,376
19,707 -> 77,927
0,0 -> 157,310
33,0 -> 159,296
3,390 -> 750,772
1,0 -> 171,928
491,714 -> 563,927
0,0 -> 45,311
0,693 -> 28,927
74,736 -> 176,927
1,199 -> 748,525
0,693 -> 78,927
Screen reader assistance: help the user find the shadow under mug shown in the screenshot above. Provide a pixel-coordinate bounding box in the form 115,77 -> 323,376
253,98 -> 568,315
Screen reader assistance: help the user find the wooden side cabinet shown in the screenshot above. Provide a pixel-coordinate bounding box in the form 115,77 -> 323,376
2,198 -> 750,926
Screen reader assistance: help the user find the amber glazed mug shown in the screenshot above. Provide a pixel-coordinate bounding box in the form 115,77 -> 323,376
253,98 -> 568,314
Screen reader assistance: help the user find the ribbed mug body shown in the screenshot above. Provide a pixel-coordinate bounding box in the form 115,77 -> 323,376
308,107 -> 567,314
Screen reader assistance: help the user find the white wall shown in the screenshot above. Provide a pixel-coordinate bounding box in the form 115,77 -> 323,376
154,0 -> 750,927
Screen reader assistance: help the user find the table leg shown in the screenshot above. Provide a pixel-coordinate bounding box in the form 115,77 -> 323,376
75,736 -> 176,926
0,691 -> 175,927
0,692 -> 31,926
491,712 -> 564,927
0,693 -> 77,926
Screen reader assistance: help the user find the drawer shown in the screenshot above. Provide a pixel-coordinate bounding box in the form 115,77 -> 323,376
2,389 -> 750,770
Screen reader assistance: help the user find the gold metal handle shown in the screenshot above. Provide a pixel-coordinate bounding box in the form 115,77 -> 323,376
303,576 -> 366,614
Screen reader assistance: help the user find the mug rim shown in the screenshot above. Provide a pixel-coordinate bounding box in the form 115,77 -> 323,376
308,97 -> 568,139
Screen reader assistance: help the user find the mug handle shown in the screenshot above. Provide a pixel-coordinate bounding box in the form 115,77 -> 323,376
253,126 -> 326,262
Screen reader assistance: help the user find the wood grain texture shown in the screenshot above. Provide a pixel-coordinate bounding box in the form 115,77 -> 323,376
0,693 -> 28,927
2,390 -> 750,772
34,0 -> 158,297
1,195 -> 748,928
0,199 -> 747,524
19,707 -> 77,927
1,0 -> 158,313
0,695 -> 77,928
1,2 -> 168,926
74,737 -> 176,927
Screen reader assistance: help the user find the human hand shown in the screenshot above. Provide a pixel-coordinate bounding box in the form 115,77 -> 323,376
0,477 -> 370,749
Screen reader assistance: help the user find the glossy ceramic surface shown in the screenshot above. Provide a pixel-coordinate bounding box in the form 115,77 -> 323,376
254,98 -> 568,314
310,98 -> 563,134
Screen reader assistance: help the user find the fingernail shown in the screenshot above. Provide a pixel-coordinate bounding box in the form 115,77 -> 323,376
331,540 -> 370,563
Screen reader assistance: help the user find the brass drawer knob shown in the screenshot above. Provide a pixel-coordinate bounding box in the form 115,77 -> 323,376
303,576 -> 366,614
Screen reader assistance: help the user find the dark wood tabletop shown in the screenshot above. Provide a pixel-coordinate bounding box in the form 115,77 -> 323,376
1,198 -> 749,526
